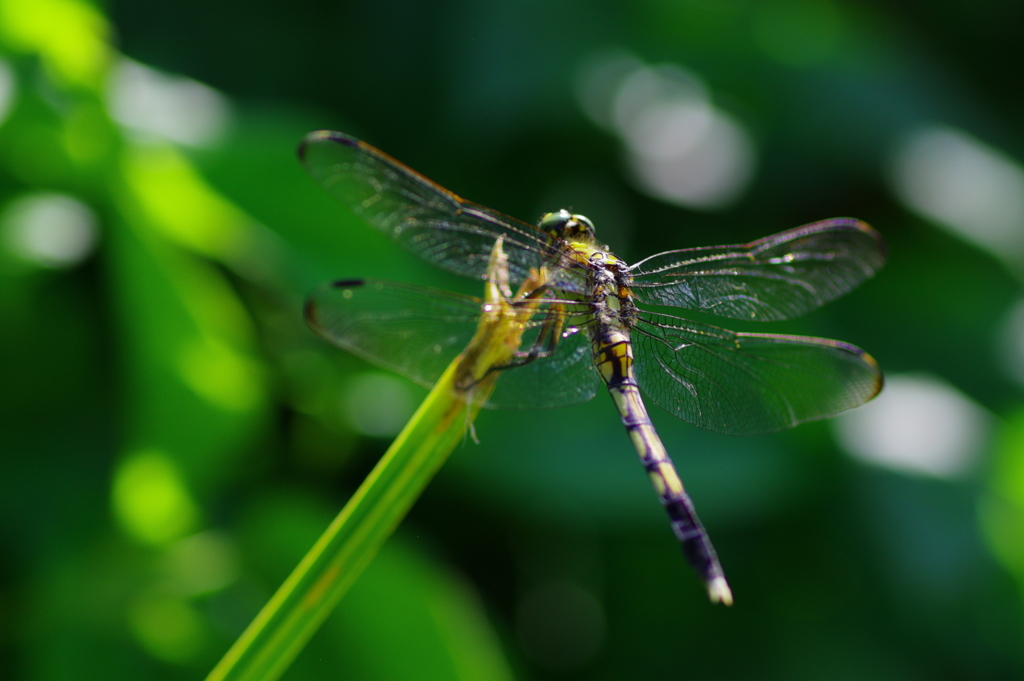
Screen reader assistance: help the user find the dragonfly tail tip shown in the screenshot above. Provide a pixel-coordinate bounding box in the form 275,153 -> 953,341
707,576 -> 733,606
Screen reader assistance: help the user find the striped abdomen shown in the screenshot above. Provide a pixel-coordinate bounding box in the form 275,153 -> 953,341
591,325 -> 733,605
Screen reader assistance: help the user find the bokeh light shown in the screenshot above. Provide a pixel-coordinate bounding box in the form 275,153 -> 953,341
342,372 -> 418,438
107,58 -> 231,147
833,373 -> 991,479
112,449 -> 202,546
576,55 -> 756,210
0,57 -> 15,128
889,126 -> 1024,263
128,594 -> 209,663
161,531 -> 240,597
1,191 -> 98,268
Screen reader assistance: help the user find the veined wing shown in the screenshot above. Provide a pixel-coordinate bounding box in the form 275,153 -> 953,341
304,279 -> 601,409
299,131 -> 585,293
632,310 -> 883,436
629,218 -> 886,321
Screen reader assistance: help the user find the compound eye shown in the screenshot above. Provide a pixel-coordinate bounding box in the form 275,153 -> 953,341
538,209 -> 573,236
564,214 -> 596,241
573,214 -> 595,233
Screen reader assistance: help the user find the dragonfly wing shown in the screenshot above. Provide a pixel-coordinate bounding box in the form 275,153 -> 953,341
299,131 -> 582,291
629,218 -> 886,321
306,278 -> 482,390
305,279 -> 600,409
632,311 -> 883,436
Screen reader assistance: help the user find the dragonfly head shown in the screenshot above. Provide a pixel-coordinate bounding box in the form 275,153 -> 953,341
539,209 -> 596,243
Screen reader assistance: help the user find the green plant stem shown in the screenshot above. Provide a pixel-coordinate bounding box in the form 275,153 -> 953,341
207,239 -> 528,681
205,361 -> 485,681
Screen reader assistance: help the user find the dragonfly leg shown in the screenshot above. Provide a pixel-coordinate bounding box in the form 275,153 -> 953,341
493,303 -> 566,371
514,311 -> 563,363
456,301 -> 566,393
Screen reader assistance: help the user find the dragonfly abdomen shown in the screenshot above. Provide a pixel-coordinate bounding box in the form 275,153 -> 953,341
591,322 -> 733,605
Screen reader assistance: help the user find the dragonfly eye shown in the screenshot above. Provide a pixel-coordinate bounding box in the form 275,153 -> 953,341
538,210 -> 596,241
538,209 -> 573,237
572,214 -> 596,240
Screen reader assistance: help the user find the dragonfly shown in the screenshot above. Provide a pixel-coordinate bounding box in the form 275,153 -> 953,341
300,130 -> 886,605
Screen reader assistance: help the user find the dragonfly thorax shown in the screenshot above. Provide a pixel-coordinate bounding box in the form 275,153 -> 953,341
538,209 -> 596,243
586,259 -> 639,332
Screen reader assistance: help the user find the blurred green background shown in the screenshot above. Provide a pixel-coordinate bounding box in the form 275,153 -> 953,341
3,0 -> 1024,678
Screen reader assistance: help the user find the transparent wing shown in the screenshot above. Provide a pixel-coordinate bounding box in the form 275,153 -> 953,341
305,278 -> 482,390
299,131 -> 586,293
632,310 -> 883,436
629,218 -> 886,321
304,279 -> 600,409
